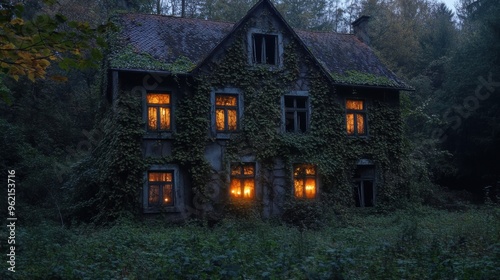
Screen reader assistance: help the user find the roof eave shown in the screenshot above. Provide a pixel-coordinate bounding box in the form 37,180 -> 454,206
109,67 -> 194,77
332,82 -> 415,91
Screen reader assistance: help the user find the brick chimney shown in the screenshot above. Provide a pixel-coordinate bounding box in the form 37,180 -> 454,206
352,15 -> 371,45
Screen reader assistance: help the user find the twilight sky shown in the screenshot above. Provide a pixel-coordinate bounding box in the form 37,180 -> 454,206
440,0 -> 458,12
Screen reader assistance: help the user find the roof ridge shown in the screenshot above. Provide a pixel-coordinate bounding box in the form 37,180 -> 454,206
123,12 -> 235,25
295,29 -> 355,35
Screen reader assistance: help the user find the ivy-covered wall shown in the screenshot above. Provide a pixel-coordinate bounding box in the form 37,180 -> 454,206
94,4 -> 406,222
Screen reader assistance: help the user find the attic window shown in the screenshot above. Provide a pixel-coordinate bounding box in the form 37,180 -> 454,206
293,164 -> 317,199
346,99 -> 367,136
252,33 -> 278,65
230,163 -> 255,199
147,93 -> 171,131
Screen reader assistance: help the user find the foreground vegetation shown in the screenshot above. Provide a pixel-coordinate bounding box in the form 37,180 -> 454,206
2,206 -> 499,279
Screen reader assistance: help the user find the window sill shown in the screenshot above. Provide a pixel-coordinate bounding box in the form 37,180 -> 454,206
213,132 -> 237,140
144,132 -> 174,140
143,206 -> 181,214
248,64 -> 283,71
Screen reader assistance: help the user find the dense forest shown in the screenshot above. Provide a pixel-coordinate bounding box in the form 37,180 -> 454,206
1,0 -> 499,278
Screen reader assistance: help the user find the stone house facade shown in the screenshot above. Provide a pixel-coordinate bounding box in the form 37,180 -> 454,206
106,0 -> 411,218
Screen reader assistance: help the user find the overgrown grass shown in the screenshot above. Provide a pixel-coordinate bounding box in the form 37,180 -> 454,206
2,206 -> 499,279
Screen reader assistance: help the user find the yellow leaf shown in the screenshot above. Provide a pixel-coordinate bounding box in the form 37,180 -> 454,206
39,59 -> 50,68
28,72 -> 35,82
10,18 -> 24,25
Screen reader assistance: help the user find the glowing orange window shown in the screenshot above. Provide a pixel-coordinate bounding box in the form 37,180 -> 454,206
294,164 -> 317,199
346,99 -> 366,136
148,171 -> 173,206
230,163 -> 255,199
147,93 -> 171,131
215,94 -> 238,132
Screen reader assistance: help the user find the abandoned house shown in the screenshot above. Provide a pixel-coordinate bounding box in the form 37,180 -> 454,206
106,0 -> 411,218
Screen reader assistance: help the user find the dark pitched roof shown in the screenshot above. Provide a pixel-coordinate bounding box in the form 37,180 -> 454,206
109,6 -> 410,89
109,14 -> 233,72
295,30 -> 409,89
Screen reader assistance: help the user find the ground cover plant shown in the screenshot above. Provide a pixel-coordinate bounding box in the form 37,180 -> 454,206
2,205 -> 499,279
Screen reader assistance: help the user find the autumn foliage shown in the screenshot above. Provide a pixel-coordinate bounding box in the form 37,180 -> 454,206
0,2 -> 107,82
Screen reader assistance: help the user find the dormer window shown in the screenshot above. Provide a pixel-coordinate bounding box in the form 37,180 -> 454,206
252,33 -> 278,65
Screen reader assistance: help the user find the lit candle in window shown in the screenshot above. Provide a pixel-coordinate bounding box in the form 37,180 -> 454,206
244,187 -> 251,198
164,198 -> 169,202
305,184 -> 315,198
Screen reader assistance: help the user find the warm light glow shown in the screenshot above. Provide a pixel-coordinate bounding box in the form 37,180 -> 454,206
294,164 -> 316,199
148,172 -> 172,182
148,107 -> 158,130
346,99 -> 363,110
215,95 -> 237,131
227,109 -> 237,130
216,95 -> 237,106
357,113 -> 365,134
346,113 -> 355,135
216,109 -> 225,131
243,182 -> 252,198
147,93 -> 171,131
148,172 -> 173,206
346,100 -> 366,135
230,163 -> 255,199
305,178 -> 316,198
